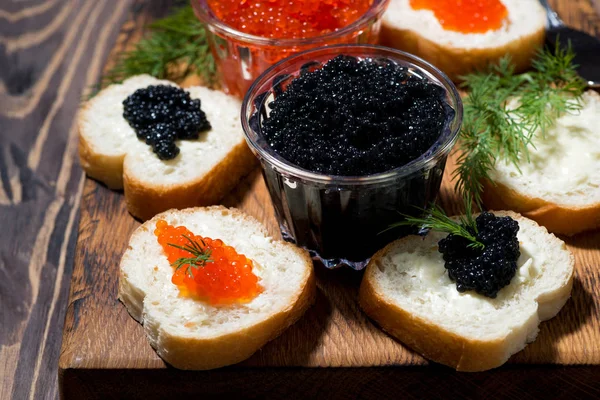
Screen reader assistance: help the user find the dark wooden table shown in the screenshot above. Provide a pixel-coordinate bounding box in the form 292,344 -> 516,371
2,1 -> 600,399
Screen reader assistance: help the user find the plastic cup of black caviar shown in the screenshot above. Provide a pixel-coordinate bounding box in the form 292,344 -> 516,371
241,44 -> 462,270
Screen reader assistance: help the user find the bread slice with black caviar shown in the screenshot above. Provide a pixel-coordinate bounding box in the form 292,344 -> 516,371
78,75 -> 256,221
359,211 -> 574,372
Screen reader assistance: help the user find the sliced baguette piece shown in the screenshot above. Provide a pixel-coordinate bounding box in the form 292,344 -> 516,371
359,211 -> 574,372
78,75 -> 256,221
381,0 -> 546,81
119,206 -> 315,370
483,91 -> 600,236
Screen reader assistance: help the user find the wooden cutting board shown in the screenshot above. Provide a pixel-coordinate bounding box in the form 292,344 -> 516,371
58,1 -> 600,398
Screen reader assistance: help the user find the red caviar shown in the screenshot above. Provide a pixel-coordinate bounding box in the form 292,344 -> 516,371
410,0 -> 508,33
154,219 -> 262,305
195,0 -> 383,98
206,0 -> 374,40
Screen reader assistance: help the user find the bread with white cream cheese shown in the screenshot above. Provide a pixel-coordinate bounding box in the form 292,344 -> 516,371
359,211 -> 574,371
483,91 -> 600,236
78,75 -> 256,221
381,0 -> 547,80
119,206 -> 315,370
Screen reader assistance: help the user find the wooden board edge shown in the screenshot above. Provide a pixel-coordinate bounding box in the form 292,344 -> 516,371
58,365 -> 600,400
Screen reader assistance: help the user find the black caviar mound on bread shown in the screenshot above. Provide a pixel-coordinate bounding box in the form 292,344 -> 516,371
439,212 -> 520,298
123,85 -> 210,160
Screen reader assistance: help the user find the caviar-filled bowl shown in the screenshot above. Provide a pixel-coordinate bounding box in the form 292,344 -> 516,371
191,0 -> 389,98
242,45 -> 462,270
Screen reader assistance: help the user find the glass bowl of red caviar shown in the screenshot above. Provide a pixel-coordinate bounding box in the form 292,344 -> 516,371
241,44 -> 462,270
191,0 -> 390,98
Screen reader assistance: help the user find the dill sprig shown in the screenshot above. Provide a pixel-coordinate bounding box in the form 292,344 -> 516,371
387,198 -> 484,249
94,5 -> 216,95
455,42 -> 586,205
168,234 -> 213,278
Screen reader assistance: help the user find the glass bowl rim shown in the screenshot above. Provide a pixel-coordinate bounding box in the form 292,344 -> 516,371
241,44 -> 463,186
191,0 -> 390,46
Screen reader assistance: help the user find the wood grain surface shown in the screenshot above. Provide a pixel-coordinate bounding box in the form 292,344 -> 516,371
0,1 -> 135,399
0,1 -> 197,399
59,0 -> 600,398
2,0 -> 600,400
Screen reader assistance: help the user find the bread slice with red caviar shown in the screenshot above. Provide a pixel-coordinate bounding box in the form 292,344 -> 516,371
118,206 -> 316,370
359,211 -> 574,372
381,0 -> 546,81
78,75 -> 256,221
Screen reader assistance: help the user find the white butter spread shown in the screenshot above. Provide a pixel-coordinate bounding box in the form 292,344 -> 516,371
382,0 -> 546,49
391,232 -> 541,313
491,91 -> 600,206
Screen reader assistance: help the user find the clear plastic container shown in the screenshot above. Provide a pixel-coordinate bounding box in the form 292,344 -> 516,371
241,45 -> 462,270
191,0 -> 389,98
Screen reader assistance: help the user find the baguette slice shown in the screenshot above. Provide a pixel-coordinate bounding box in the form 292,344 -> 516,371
381,0 -> 546,81
78,75 -> 256,221
483,91 -> 600,236
359,211 -> 574,372
119,206 -> 316,370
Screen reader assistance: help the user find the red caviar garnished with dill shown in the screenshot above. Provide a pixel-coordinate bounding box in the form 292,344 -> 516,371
154,219 -> 262,305
410,0 -> 508,34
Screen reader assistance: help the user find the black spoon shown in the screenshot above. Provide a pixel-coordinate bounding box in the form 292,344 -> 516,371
540,0 -> 600,88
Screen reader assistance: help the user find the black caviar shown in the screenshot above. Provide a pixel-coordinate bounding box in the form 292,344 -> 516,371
123,85 -> 210,160
261,55 -> 451,176
438,212 -> 520,298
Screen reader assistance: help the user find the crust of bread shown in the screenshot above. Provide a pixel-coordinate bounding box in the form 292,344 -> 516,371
123,142 -> 257,221
359,211 -> 574,372
359,272 -> 508,371
482,181 -> 600,236
118,267 -> 145,323
77,104 -> 126,190
147,250 -> 315,370
119,206 -> 316,370
380,25 -> 545,81
77,78 -> 257,220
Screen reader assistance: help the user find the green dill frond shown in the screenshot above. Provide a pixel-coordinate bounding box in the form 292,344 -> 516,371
168,234 -> 213,278
90,5 -> 216,98
455,41 -> 586,206
387,201 -> 484,249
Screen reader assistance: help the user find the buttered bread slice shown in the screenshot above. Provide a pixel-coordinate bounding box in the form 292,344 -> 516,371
78,75 -> 256,221
119,206 -> 315,370
359,211 -> 574,372
381,0 -> 546,80
483,91 -> 600,235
